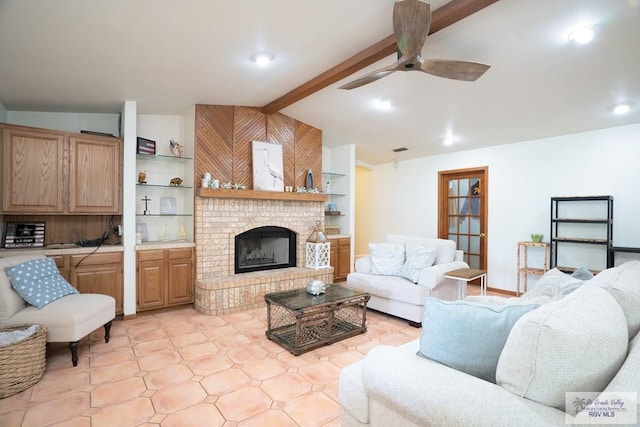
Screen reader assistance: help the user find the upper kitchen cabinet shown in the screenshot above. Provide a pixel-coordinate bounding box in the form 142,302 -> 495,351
1,125 -> 65,213
1,123 -> 122,214
68,135 -> 121,213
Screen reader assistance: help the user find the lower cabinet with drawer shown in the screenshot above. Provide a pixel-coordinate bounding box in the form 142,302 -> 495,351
137,247 -> 194,312
49,252 -> 124,315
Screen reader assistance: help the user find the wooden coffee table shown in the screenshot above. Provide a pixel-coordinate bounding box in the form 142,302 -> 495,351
265,286 -> 370,355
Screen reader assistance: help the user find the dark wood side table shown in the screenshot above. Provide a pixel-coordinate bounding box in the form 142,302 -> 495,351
265,285 -> 370,355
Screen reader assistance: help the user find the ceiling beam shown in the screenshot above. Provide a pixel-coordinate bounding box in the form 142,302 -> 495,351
261,0 -> 499,115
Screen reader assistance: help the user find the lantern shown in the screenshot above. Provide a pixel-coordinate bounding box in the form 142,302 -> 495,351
305,220 -> 330,269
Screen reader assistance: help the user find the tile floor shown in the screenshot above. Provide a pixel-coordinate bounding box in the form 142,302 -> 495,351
0,284 -> 493,427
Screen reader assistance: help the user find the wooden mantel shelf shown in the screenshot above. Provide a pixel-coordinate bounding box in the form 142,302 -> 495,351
198,188 -> 328,202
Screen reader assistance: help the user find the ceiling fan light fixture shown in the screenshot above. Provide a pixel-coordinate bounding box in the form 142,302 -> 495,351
609,101 -> 635,115
251,52 -> 274,67
568,25 -> 596,44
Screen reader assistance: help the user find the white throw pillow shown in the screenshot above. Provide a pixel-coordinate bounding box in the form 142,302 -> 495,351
369,243 -> 405,276
401,246 -> 436,283
496,285 -> 628,411
522,268 -> 584,300
589,260 -> 640,338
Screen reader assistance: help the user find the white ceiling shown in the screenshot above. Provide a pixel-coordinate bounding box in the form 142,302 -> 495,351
0,0 -> 639,165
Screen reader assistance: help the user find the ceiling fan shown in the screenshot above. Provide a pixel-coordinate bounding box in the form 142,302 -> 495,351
339,0 -> 490,90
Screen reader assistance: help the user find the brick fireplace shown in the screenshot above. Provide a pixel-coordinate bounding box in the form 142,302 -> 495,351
194,194 -> 333,315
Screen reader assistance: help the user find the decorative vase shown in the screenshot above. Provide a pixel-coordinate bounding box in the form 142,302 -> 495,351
306,169 -> 314,189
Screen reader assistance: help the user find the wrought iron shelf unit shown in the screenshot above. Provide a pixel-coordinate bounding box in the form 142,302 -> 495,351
550,195 -> 613,273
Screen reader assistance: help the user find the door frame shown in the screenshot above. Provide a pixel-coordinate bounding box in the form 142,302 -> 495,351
437,166 -> 489,270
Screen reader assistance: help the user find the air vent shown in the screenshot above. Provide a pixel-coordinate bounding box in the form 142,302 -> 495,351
392,147 -> 408,152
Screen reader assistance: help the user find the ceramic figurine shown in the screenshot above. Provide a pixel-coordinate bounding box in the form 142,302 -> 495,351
169,177 -> 183,186
169,139 -> 183,157
138,171 -> 147,184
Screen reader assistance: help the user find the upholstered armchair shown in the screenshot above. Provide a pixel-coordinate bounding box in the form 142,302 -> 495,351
0,254 -> 115,366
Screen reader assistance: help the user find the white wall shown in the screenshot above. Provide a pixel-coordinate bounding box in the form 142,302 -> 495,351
356,123 -> 640,292
6,111 -> 120,135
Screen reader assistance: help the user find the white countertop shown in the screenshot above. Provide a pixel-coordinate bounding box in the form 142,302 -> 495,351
136,241 -> 196,250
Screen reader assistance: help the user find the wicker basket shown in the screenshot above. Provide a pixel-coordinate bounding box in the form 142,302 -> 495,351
0,324 -> 47,399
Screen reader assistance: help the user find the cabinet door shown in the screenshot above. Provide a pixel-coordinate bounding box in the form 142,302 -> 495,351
71,264 -> 123,315
168,256 -> 193,305
137,259 -> 167,310
329,239 -> 338,282
336,238 -> 351,282
69,252 -> 123,314
2,126 -> 65,212
68,136 -> 121,213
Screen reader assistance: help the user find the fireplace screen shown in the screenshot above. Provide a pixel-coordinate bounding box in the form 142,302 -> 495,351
235,226 -> 296,274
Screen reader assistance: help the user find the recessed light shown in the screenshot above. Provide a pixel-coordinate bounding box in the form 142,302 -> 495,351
251,52 -> 274,67
373,98 -> 394,110
609,101 -> 635,115
443,137 -> 454,146
568,25 -> 595,44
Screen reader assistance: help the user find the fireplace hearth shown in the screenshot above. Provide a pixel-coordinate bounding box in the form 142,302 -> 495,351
235,226 -> 296,274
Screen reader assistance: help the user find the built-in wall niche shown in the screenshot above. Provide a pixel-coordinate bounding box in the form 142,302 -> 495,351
136,113 -> 195,243
1,215 -> 122,248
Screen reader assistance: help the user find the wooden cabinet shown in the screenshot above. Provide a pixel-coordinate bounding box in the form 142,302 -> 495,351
329,237 -> 351,282
2,126 -> 65,213
137,247 -> 194,311
137,250 -> 167,310
49,252 -> 124,315
1,124 -> 122,214
68,135 -> 121,213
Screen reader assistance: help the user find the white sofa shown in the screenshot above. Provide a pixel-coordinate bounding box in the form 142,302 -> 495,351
344,235 -> 469,325
0,254 -> 116,366
339,261 -> 640,426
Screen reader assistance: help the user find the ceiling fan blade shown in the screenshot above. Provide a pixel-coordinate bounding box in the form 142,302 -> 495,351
338,64 -> 400,90
420,59 -> 490,81
394,0 -> 431,58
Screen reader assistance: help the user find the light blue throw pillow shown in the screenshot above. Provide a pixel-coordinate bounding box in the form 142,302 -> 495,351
5,258 -> 78,309
417,298 -> 539,383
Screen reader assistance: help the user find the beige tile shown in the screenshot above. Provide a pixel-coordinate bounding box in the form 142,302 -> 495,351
22,392 -> 90,426
162,403 -> 225,427
298,360 -> 342,385
9,304 -> 425,425
91,377 -> 147,407
91,397 -> 155,427
284,391 -> 342,426
201,368 -> 250,395
241,357 -> 287,380
189,352 -> 234,376
260,372 -> 312,401
215,387 -> 272,422
238,409 -> 298,427
151,382 -> 207,414
143,364 -> 194,390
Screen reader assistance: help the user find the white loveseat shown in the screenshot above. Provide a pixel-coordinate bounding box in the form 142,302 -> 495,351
339,261 -> 640,426
344,235 -> 469,325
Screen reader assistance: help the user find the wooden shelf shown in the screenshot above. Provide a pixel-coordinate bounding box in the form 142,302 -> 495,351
197,188 -> 328,202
